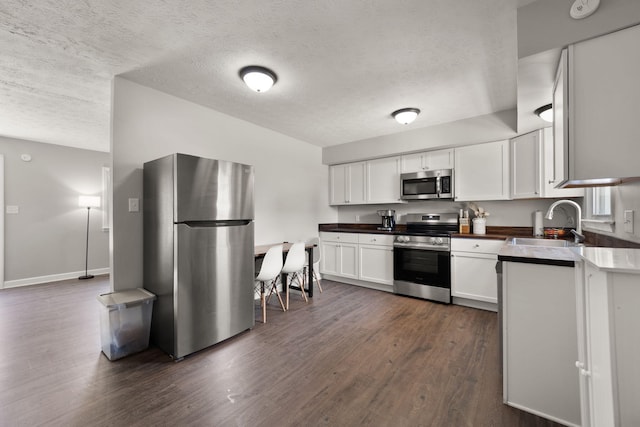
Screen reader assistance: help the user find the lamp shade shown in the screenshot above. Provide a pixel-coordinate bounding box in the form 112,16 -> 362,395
239,66 -> 277,92
78,195 -> 101,208
392,108 -> 420,124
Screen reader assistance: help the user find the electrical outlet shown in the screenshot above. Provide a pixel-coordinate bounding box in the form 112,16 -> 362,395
6,205 -> 19,214
128,198 -> 139,212
355,215 -> 360,222
624,210 -> 634,234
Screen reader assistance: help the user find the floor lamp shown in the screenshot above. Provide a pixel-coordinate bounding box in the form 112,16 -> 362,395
79,195 -> 101,280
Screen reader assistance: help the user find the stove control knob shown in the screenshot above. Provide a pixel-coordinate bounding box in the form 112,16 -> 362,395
428,237 -> 436,245
435,237 -> 444,245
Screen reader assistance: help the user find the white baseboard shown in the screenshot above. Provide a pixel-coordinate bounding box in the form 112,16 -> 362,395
3,267 -> 110,289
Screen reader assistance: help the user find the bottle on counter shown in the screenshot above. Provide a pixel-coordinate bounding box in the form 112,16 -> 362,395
459,209 -> 470,234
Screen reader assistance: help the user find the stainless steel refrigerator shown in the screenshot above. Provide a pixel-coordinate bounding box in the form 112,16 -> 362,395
143,153 -> 255,360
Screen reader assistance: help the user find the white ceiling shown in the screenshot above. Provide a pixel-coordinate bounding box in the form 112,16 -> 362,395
0,0 -> 539,152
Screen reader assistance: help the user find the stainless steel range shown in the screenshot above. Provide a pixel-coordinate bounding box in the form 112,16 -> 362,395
393,213 -> 458,303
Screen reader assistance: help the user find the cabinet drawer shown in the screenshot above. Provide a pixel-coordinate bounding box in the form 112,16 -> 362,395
451,238 -> 504,254
319,232 -> 359,244
357,233 -> 394,246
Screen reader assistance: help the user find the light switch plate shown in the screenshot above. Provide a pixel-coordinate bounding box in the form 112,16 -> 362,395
624,210 -> 634,234
128,198 -> 139,212
6,205 -> 19,214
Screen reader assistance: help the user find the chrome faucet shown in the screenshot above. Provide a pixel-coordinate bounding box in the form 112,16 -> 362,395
545,199 -> 585,243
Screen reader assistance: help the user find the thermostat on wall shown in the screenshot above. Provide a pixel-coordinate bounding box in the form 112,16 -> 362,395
20,154 -> 32,162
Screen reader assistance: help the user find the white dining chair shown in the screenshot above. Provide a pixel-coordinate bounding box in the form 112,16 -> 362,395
255,245 -> 285,323
281,242 -> 308,310
304,237 -> 323,293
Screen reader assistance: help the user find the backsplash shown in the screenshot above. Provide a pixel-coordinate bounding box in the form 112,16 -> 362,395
336,198 -> 577,229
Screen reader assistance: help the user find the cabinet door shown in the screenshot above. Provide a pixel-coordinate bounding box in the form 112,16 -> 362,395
329,165 -> 348,205
401,149 -> 453,172
570,24 -> 640,182
401,152 -> 424,173
320,241 -> 340,275
542,127 -> 583,198
552,49 -> 569,187
510,131 -> 541,199
348,162 -> 367,204
584,264 -> 616,427
503,262 -> 581,426
358,244 -> 393,285
454,140 -> 510,201
424,148 -> 454,170
451,252 -> 498,303
338,242 -> 358,279
366,156 -> 401,203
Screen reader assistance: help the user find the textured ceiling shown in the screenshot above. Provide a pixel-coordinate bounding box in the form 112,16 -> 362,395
0,0 -> 535,152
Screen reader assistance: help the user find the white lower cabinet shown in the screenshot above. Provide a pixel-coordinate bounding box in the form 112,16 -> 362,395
358,234 -> 394,285
502,261 -> 581,427
451,238 -> 502,311
575,261 -> 640,427
320,232 -> 394,291
320,233 -> 358,279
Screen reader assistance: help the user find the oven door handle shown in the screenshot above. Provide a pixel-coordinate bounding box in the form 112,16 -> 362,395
393,243 -> 450,251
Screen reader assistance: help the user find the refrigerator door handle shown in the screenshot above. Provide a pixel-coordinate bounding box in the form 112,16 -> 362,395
178,220 -> 252,227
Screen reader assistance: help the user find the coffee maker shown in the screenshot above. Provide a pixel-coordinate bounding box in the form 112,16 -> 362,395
377,209 -> 396,231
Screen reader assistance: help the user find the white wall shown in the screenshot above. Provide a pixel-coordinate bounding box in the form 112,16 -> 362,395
517,0 -> 640,58
322,109 -> 518,165
111,77 -> 336,291
606,182 -> 640,244
0,136 -> 110,286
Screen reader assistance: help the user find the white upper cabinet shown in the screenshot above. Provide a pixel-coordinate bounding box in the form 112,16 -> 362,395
558,24 -> 640,185
401,148 -> 454,173
329,162 -> 366,205
510,128 -> 584,199
541,127 -> 583,198
454,140 -> 510,201
552,48 -> 569,187
330,157 -> 402,205
510,130 -> 541,199
366,156 -> 402,204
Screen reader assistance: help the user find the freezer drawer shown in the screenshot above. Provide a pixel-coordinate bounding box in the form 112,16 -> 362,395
173,222 -> 255,359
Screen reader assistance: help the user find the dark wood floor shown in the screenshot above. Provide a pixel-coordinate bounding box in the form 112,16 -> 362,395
0,277 -> 562,426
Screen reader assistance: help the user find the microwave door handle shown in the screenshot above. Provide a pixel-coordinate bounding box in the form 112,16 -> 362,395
436,176 -> 441,195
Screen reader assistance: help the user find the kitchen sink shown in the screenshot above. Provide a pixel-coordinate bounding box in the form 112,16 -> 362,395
507,237 -> 577,247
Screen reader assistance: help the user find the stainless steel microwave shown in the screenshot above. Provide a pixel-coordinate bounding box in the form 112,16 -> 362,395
400,169 -> 454,200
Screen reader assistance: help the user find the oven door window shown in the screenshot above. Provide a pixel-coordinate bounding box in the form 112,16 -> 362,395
402,178 -> 437,196
394,247 -> 450,288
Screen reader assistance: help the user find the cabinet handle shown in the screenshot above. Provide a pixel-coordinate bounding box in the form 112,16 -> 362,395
548,180 -> 555,184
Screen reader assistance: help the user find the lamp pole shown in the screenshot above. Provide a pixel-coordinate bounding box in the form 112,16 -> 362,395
79,206 -> 94,280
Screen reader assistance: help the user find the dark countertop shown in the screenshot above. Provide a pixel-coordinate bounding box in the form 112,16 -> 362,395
318,223 -> 640,249
319,223 -> 539,241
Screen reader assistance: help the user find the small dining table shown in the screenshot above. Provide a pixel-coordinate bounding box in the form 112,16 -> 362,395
254,242 -> 316,298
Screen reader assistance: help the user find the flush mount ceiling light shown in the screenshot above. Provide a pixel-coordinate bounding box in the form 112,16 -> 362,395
239,66 -> 277,93
570,0 -> 600,19
392,108 -> 420,125
534,104 -> 553,123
